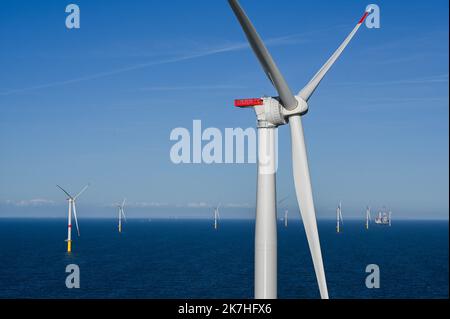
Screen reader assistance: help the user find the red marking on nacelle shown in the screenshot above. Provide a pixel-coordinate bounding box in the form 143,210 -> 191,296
358,11 -> 369,24
234,98 -> 264,107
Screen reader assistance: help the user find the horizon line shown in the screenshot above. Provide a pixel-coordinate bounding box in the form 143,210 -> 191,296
0,217 -> 448,221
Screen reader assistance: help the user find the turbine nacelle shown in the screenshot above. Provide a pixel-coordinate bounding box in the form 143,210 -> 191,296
235,96 -> 308,127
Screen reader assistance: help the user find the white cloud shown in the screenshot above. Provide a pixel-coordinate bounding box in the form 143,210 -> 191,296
223,203 -> 253,208
131,202 -> 170,208
186,202 -> 209,208
4,199 -> 56,207
1,199 -> 255,210
103,201 -> 170,208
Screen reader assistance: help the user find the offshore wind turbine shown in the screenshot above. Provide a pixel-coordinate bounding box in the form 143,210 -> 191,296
388,210 -> 392,226
228,0 -> 369,299
336,201 -> 343,233
284,209 -> 288,228
365,206 -> 371,230
117,199 -> 127,233
213,203 -> 220,230
277,196 -> 289,228
57,184 -> 89,253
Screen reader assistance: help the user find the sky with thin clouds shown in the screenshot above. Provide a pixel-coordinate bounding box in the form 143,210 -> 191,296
0,0 -> 448,219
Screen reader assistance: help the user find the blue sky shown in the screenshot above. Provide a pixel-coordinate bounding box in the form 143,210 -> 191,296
0,0 -> 448,219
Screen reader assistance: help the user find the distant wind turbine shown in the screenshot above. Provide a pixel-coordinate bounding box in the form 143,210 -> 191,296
365,206 -> 371,230
117,199 -> 127,233
277,196 -> 289,228
57,184 -> 89,253
213,203 -> 221,230
388,210 -> 392,226
336,202 -> 343,233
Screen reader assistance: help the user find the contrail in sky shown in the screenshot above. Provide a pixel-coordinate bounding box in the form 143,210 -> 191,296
0,33 -> 311,96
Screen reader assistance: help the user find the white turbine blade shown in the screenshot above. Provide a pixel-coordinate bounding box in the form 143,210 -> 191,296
121,198 -> 126,209
72,201 -> 81,237
56,185 -> 72,199
339,209 -> 344,224
74,184 -> 90,200
298,10 -> 369,102
122,208 -> 127,222
228,0 -> 297,110
289,115 -> 328,299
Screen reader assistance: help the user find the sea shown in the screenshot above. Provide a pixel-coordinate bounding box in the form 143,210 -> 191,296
0,219 -> 447,299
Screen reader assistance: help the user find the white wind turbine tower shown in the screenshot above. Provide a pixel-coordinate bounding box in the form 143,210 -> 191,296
57,184 -> 89,253
213,203 -> 221,230
228,0 -> 369,299
336,201 -> 343,233
117,199 -> 127,233
365,206 -> 371,230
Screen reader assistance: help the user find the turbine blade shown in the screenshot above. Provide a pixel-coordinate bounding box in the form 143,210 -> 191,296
72,201 -> 81,237
121,198 -> 126,209
56,185 -> 72,199
339,209 -> 344,224
122,208 -> 127,222
74,184 -> 90,200
298,10 -> 369,102
289,115 -> 328,299
228,0 -> 297,110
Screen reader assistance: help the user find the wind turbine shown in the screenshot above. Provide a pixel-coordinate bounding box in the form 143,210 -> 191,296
277,196 -> 289,228
284,209 -> 289,228
336,201 -> 343,233
388,210 -> 392,226
228,0 -> 369,299
213,203 -> 221,230
117,199 -> 127,233
57,184 -> 89,253
365,206 -> 371,230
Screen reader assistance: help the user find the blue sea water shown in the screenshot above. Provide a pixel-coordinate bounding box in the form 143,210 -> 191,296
0,219 -> 447,299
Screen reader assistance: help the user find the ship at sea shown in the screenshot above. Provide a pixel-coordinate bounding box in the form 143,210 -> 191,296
374,208 -> 392,226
